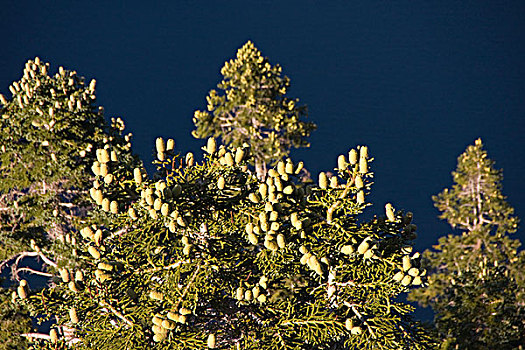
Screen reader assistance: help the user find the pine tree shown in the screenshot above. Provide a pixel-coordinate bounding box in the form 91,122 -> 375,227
408,139 -> 525,349
192,41 -> 316,180
19,134 -> 436,349
0,58 -> 139,348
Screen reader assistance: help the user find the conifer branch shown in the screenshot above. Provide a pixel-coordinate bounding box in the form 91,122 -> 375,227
142,259 -> 190,273
35,251 -> 58,268
345,302 -> 376,339
58,202 -> 76,208
326,176 -> 354,224
20,332 -> 51,340
9,251 -> 57,274
174,261 -> 204,310
14,267 -> 53,277
99,301 -> 134,327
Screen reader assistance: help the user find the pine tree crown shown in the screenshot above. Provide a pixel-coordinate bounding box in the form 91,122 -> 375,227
192,41 -> 316,175
433,138 -> 518,236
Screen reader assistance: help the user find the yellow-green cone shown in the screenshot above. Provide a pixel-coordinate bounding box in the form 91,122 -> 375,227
167,311 -> 179,322
236,287 -> 245,300
50,329 -> 58,343
110,201 -> 119,214
276,161 -> 285,176
134,168 -> 142,184
249,193 -> 260,203
179,307 -> 192,315
156,137 -> 165,153
338,154 -> 347,171
318,172 -> 328,189
104,174 -> 114,184
206,137 -> 216,154
207,334 -> 216,349
166,138 -> 175,151
17,286 -> 27,299
101,198 -> 110,212
355,175 -> 364,189
88,246 -> 101,260
345,318 -> 354,331
100,163 -> 108,176
69,307 -> 79,324
161,203 -> 170,216
276,233 -> 286,248
402,255 -> 412,271
408,267 -> 420,277
351,326 -> 362,335
149,291 -> 164,301
217,176 -> 225,190
248,232 -> 258,245
357,190 -> 365,204
60,268 -> 70,283
285,161 -> 294,174
161,320 -> 175,330
235,148 -> 245,164
412,276 -> 422,285
393,271 -> 404,282
68,281 -> 79,292
153,333 -> 166,342
348,149 -> 358,165
359,156 -> 368,174
283,185 -> 294,194
357,239 -> 370,255
340,245 -> 354,255
224,152 -> 234,166
385,203 -> 395,221
401,275 -> 412,286
259,183 -> 268,197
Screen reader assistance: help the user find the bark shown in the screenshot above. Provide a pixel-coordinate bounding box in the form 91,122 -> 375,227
255,158 -> 267,182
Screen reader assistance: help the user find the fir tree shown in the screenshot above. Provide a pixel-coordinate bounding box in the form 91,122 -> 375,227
0,58 -> 139,347
192,41 -> 316,180
19,134 -> 435,349
408,139 -> 525,349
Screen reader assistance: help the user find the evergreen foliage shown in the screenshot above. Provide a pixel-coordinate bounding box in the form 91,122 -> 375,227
408,139 -> 525,349
2,48 -> 436,349
17,134 -> 435,349
0,58 -> 139,348
192,41 -> 316,179
0,287 -> 32,350
0,57 -> 138,260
